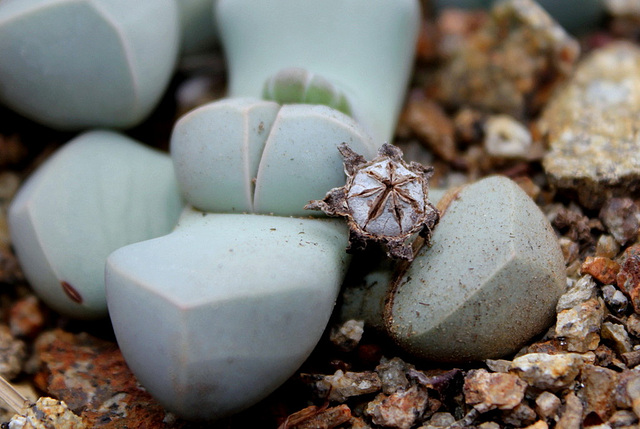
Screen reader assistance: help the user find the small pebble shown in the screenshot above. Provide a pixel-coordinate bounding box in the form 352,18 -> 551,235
555,392 -> 583,429
485,359 -> 512,373
600,198 -> 640,246
602,285 -> 629,315
0,324 -> 26,380
329,319 -> 364,352
376,357 -> 411,395
502,402 -> 537,427
579,364 -> 619,422
556,275 -> 598,312
542,42 -> 640,208
607,409 -> 638,427
434,0 -> 578,117
510,353 -> 585,391
33,329 -> 173,427
606,0 -> 640,16
463,369 -> 527,413
601,322 -> 633,355
555,297 -> 605,353
617,244 -> 640,313
558,237 -> 580,266
425,412 -> 456,427
626,313 -> 640,337
535,391 -> 562,419
284,404 -> 352,429
8,397 -> 86,429
9,296 -> 46,338
581,256 -> 621,285
477,422 -> 500,429
484,115 -> 533,159
399,98 -> 456,161
596,234 -> 621,259
621,349 -> 640,368
313,370 -> 382,403
365,386 -> 429,429
524,421 -> 549,429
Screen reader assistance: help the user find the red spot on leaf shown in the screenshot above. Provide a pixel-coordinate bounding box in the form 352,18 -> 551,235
61,281 -> 83,304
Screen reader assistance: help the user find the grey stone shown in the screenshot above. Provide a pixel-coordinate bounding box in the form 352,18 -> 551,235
556,275 -> 598,312
484,114 -> 533,159
541,42 -> 640,208
385,176 -> 566,362
510,353 -> 585,391
535,391 -> 562,419
601,322 -> 633,355
555,297 -> 605,353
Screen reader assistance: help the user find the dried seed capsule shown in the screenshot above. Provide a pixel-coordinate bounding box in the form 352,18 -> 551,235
306,143 -> 439,261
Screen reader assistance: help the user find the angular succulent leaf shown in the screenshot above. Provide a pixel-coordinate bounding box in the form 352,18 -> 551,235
171,98 -> 376,216
106,209 -> 350,419
216,0 -> 421,142
171,98 -> 280,213
262,68 -> 353,117
9,131 -> 183,319
0,0 -> 179,130
385,176 -> 566,362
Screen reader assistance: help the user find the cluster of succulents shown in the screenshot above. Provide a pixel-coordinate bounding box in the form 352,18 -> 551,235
2,0 -> 568,422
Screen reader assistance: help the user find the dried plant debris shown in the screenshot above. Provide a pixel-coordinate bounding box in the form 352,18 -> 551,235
306,143 -> 439,261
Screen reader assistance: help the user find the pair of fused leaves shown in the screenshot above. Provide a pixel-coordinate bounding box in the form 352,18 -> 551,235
171,97 -> 376,216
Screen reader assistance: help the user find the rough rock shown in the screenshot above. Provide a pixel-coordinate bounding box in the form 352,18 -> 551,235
376,357 -> 411,395
556,275 -> 598,312
284,405 -> 352,429
581,257 -> 621,285
0,324 -> 25,380
626,313 -> 640,337
329,319 -> 364,352
7,397 -> 86,429
433,0 -> 579,117
599,198 -> 640,245
484,115 -> 533,159
9,296 -> 45,339
602,285 -> 629,315
502,403 -> 537,427
33,329 -> 180,428
398,98 -> 456,161
510,353 -> 585,391
541,42 -> 640,208
596,235 -> 621,259
463,369 -> 527,413
312,370 -> 382,403
365,386 -> 429,429
555,392 -> 584,429
535,391 -> 562,420
578,364 -> 619,423
601,322 -> 633,355
555,297 -> 605,352
617,244 -> 640,313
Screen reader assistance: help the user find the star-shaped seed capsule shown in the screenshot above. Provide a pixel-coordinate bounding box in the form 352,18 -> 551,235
305,143 -> 440,261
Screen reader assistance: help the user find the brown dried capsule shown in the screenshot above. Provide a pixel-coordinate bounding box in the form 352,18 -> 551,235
305,143 -> 439,261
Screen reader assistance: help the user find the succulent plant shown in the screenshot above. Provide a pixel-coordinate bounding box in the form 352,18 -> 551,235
7,0 -> 422,420
0,0 -> 179,130
106,209 -> 350,419
216,0 -> 420,142
171,98 -> 376,216
104,0 -> 423,418
8,131 -> 183,319
340,176 -> 566,362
